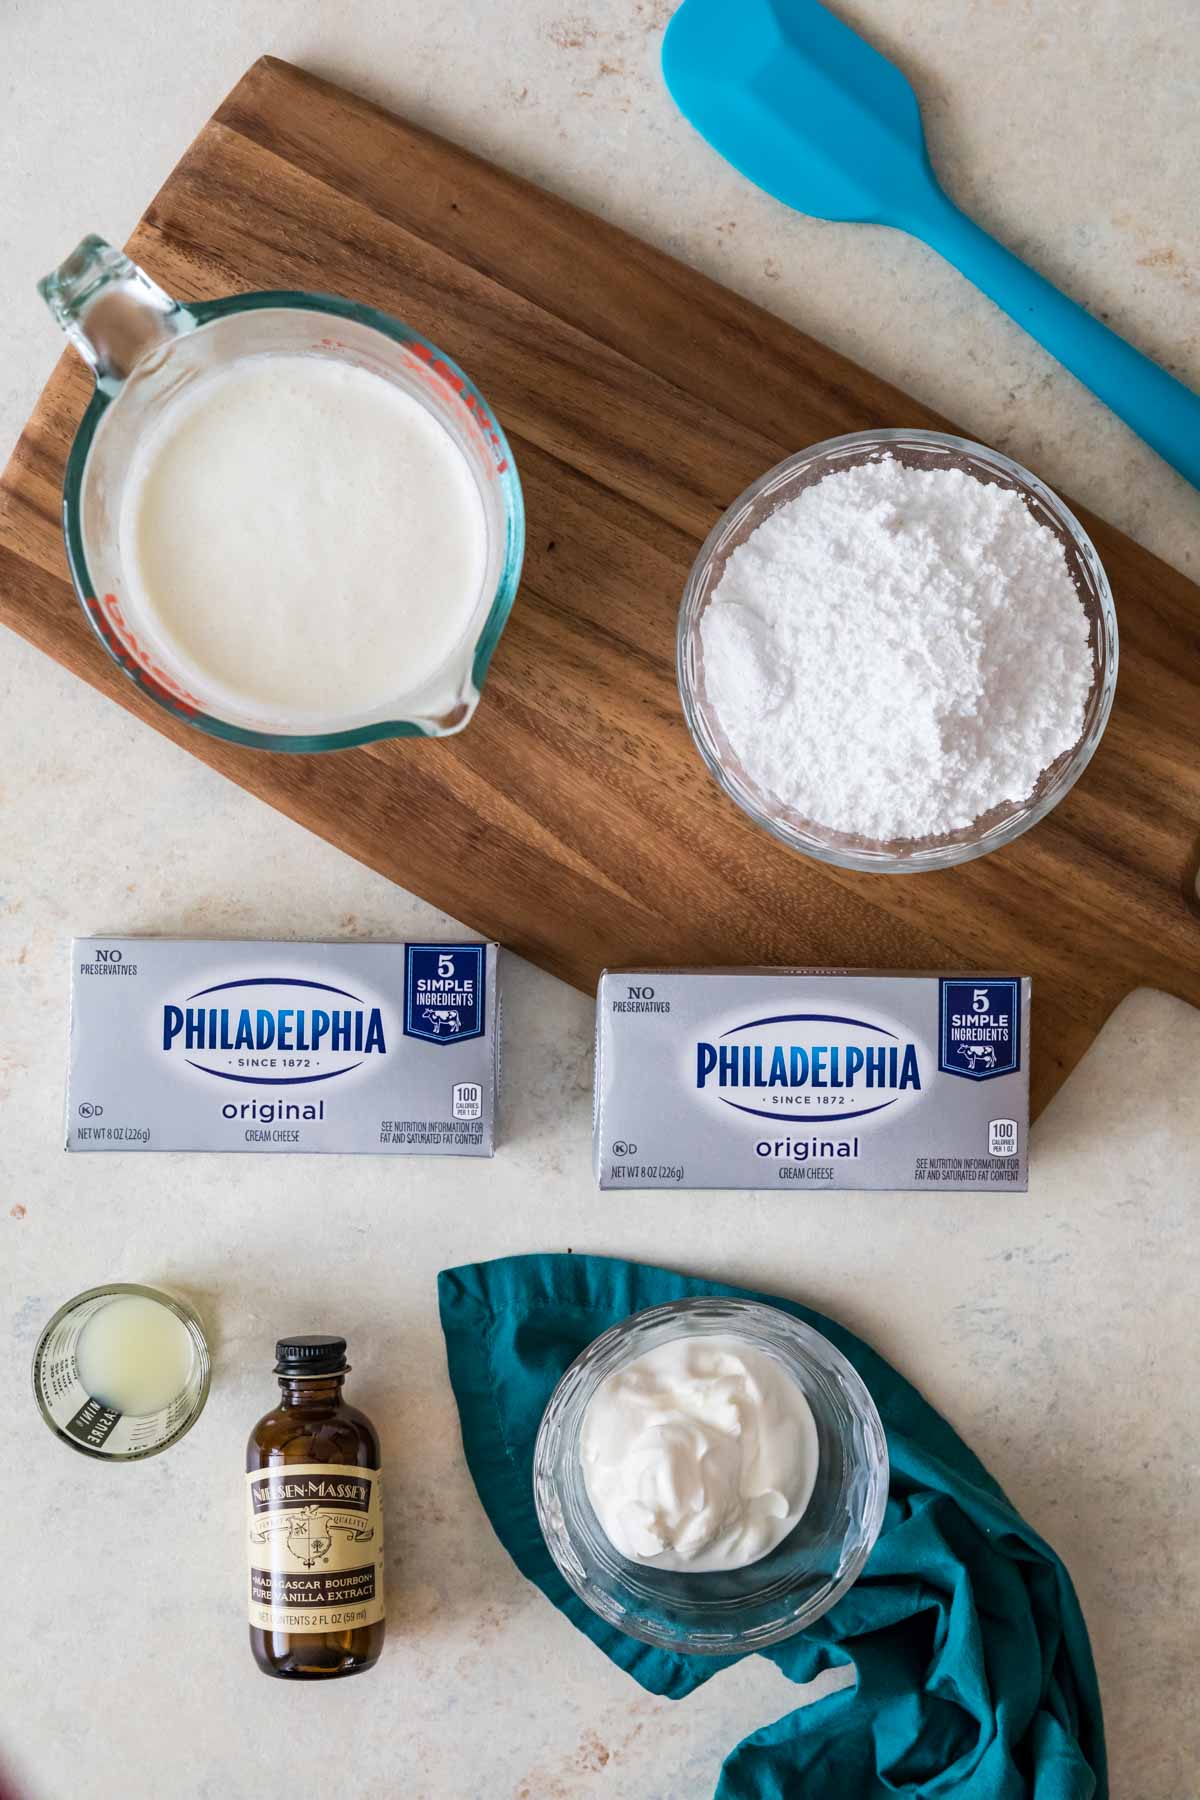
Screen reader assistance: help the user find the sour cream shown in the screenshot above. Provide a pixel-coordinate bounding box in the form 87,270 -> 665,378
580,1334 -> 819,1572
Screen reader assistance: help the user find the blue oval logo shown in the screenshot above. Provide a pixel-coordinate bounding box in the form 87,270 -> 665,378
693,1011 -> 924,1124
160,976 -> 388,1086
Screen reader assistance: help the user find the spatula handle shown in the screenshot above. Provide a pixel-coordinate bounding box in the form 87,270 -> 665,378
919,196 -> 1200,491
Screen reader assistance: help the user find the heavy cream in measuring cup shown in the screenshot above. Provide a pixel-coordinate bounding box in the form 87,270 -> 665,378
119,354 -> 488,720
581,1335 -> 819,1572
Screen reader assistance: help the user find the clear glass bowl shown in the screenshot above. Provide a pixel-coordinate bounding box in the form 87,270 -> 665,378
31,1283 -> 211,1462
533,1297 -> 888,1654
677,428 -> 1118,873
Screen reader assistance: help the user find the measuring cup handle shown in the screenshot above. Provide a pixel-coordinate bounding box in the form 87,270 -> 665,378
38,235 -> 195,397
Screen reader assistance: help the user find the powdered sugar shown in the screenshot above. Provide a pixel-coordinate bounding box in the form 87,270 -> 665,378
699,457 -> 1094,842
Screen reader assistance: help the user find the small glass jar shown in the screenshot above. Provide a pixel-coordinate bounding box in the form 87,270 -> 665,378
31,1283 -> 211,1461
533,1297 -> 887,1654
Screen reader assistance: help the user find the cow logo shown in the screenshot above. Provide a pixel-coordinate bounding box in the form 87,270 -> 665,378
939,980 -> 1021,1081
404,945 -> 485,1046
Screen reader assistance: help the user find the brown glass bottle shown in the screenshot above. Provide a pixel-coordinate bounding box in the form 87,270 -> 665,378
246,1335 -> 385,1679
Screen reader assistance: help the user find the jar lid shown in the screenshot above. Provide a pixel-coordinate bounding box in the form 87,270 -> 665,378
274,1334 -> 348,1375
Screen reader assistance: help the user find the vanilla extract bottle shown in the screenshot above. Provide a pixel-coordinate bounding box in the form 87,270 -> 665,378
246,1335 -> 385,1679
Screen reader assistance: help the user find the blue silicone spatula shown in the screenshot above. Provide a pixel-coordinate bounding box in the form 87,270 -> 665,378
662,0 -> 1200,490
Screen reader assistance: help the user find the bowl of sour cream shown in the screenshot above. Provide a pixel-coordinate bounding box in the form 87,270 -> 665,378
533,1297 -> 887,1653
40,236 -> 524,749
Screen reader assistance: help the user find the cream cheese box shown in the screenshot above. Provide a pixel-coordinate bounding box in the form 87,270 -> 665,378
66,938 -> 499,1155
594,968 -> 1030,1191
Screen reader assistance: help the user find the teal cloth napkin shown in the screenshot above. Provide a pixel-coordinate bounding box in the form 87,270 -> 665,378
438,1253 -> 1105,1799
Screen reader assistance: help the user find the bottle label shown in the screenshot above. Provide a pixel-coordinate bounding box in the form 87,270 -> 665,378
246,1462 -> 384,1633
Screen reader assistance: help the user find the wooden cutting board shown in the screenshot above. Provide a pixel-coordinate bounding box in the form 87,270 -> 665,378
2,57 -> 1197,1119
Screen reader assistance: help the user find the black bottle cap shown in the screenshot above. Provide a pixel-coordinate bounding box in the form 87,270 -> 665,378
274,1334 -> 348,1376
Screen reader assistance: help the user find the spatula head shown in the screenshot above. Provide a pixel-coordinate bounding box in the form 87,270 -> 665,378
662,0 -> 939,229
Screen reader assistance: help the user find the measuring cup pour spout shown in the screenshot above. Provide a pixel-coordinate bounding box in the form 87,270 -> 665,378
39,235 -> 194,396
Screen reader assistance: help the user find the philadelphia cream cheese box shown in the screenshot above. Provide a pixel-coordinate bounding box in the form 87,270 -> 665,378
594,969 -> 1030,1191
66,938 -> 499,1155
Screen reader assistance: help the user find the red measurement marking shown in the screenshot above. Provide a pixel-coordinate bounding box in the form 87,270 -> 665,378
90,595 -> 200,717
401,346 -> 507,476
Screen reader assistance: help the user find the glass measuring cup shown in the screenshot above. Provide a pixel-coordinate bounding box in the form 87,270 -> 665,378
40,236 -> 525,749
32,1283 -> 211,1462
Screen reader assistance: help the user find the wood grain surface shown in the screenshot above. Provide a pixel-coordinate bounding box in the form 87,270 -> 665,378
1,56 -> 1197,1119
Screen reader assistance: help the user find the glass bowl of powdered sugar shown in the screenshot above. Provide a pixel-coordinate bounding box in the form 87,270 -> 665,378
677,428 -> 1117,872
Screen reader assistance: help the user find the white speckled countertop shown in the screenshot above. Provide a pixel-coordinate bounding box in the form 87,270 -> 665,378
1,4 -> 1197,1797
